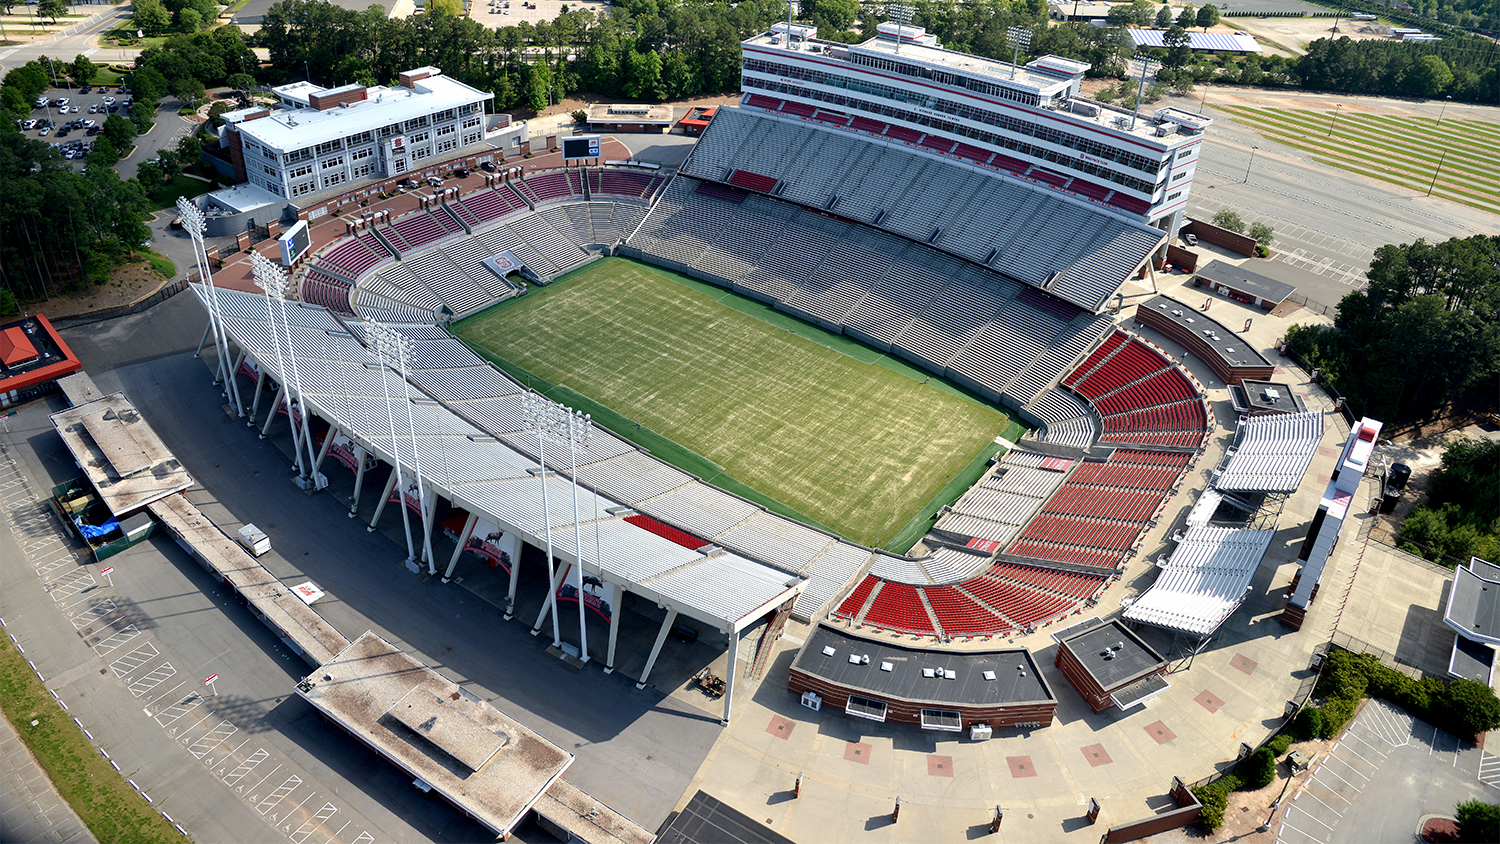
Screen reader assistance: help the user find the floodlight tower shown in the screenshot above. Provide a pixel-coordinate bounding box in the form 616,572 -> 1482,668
363,320 -> 418,567
179,197 -> 243,417
365,321 -> 432,572
524,391 -> 565,648
251,253 -> 322,489
565,406 -> 594,662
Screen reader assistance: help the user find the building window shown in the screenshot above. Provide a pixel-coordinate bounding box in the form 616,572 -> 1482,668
844,695 -> 887,722
321,156 -> 344,170
404,116 -> 430,132
263,164 -> 277,176
352,162 -> 373,179
289,164 -> 314,180
409,130 -> 430,144
919,709 -> 963,732
346,130 -> 373,146
290,179 -> 316,198
1172,171 -> 1187,182
433,108 -> 456,122
436,137 -> 457,154
463,131 -> 482,146
315,139 -> 343,156
436,123 -> 456,136
322,171 -> 345,188
463,115 -> 481,129
351,146 -> 374,161
410,145 -> 431,161
378,123 -> 400,138
284,147 -> 313,165
1166,190 -> 1182,202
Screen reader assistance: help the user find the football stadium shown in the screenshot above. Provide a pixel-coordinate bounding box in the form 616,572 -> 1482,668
165,18 -> 1356,842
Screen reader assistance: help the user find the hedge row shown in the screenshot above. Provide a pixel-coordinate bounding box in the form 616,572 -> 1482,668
1313,650 -> 1500,740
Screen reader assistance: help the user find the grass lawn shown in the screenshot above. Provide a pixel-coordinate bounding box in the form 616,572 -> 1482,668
1217,104 -> 1500,215
455,258 -> 1014,548
0,635 -> 182,843
143,173 -> 216,211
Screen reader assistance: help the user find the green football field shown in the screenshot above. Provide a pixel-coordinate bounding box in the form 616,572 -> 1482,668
454,258 -> 1014,548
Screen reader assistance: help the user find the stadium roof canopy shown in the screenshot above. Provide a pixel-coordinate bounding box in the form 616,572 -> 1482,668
201,285 -> 805,634
1445,557 -> 1500,647
1214,411 -> 1324,492
1123,526 -> 1275,637
1128,29 -> 1262,53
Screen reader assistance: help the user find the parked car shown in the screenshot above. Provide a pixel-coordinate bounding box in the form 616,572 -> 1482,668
80,85 -> 91,94
102,96 -> 116,105
1183,233 -> 1198,247
39,127 -> 51,136
35,95 -> 48,108
55,97 -> 69,107
69,105 -> 80,113
86,126 -> 101,136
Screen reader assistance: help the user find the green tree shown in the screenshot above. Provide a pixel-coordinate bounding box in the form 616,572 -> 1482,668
130,100 -> 156,133
169,76 -> 205,107
178,6 -> 203,32
1195,3 -> 1219,30
175,132 -> 203,166
101,114 -> 136,148
134,0 -> 172,35
1455,801 -> 1500,844
1176,4 -> 1196,28
70,55 -> 97,87
1406,55 -> 1454,98
524,60 -> 550,112
226,72 -> 257,100
1212,208 -> 1245,233
1163,25 -> 1192,68
87,136 -> 120,168
1442,679 -> 1500,738
1241,747 -> 1277,789
814,0 -> 858,32
129,66 -> 168,105
1250,221 -> 1274,247
136,159 -> 164,188
36,0 -> 64,23
1155,6 -> 1173,27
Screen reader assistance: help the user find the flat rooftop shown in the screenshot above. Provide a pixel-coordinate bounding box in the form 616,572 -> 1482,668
658,791 -> 797,844
51,392 -> 193,517
1194,259 -> 1297,306
1058,619 -> 1167,691
1141,294 -> 1276,370
1237,379 -> 1306,414
296,631 -> 572,838
587,103 -> 673,123
1446,559 -> 1500,647
793,624 -> 1054,708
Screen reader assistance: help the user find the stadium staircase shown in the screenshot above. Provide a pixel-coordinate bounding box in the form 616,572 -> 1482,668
747,600 -> 794,680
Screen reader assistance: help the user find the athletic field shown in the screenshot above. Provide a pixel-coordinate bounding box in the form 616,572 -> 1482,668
1216,104 -> 1500,216
454,259 -> 1013,548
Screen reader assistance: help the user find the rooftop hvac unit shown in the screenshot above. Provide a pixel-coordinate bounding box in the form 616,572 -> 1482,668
1155,123 -> 1179,137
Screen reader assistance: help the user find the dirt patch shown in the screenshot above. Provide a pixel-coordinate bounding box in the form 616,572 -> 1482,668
1420,816 -> 1458,843
35,257 -> 174,320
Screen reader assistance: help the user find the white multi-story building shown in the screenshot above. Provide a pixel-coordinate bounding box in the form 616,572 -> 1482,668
740,24 -> 1211,236
220,68 -> 492,201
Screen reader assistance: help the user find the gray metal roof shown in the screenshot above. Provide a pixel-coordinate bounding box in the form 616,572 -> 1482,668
792,624 -> 1055,708
1445,559 -> 1500,647
1128,29 -> 1262,53
199,285 -> 800,631
1215,411 -> 1324,492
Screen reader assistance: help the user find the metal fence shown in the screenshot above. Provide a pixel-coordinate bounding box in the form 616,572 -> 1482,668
1284,292 -> 1338,317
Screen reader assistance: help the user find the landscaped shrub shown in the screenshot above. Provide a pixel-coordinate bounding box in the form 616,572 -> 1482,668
1440,680 -> 1500,740
1267,733 -> 1294,756
1293,707 -> 1323,741
1243,747 -> 1278,789
1320,697 -> 1359,738
1456,800 -> 1500,843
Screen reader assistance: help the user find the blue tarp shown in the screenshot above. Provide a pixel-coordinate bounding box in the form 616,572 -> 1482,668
75,516 -> 119,539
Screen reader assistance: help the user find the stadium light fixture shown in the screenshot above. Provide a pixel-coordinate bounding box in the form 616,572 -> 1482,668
1436,95 -> 1451,127
1007,27 -> 1032,78
523,391 -> 564,649
1243,145 -> 1259,184
890,4 -> 915,53
363,320 -> 420,568
253,253 -> 323,489
1326,102 -> 1343,136
523,394 -> 594,659
180,196 -> 243,418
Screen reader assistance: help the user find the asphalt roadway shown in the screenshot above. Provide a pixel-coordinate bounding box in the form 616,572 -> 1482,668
0,291 -> 725,843
1177,87 -> 1500,310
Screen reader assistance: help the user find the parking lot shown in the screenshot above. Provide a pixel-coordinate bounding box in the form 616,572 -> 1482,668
1276,699 -> 1496,844
20,85 -> 134,167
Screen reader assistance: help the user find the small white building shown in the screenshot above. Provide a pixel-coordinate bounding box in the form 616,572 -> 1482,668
219,68 -> 493,201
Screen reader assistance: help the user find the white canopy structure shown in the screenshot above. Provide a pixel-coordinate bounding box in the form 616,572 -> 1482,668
1214,411 -> 1323,493
1124,526 -> 1275,637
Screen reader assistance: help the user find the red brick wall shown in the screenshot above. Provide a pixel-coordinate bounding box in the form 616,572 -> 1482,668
1135,306 -> 1275,386
227,126 -> 247,184
309,87 -> 367,111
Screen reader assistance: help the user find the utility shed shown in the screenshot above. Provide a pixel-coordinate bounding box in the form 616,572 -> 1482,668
296,632 -> 573,840
51,392 -> 193,517
1055,619 -> 1169,712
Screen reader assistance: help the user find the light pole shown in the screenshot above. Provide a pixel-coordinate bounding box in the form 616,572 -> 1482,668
1436,95 -> 1452,127
362,320 -> 418,567
1426,150 -> 1447,197
524,391 -> 562,648
1243,145 -> 1259,183
1326,102 -> 1342,136
365,322 -> 431,571
252,254 -> 321,489
179,197 -> 242,417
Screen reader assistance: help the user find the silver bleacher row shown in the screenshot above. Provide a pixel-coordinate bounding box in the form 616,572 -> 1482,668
934,451 -> 1072,546
344,199 -> 649,321
1026,387 -> 1100,450
335,318 -> 947,622
624,177 -> 1114,410
679,107 -> 1164,312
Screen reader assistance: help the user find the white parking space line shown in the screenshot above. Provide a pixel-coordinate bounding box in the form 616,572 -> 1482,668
1278,815 -> 1321,843
1305,775 -> 1352,804
255,775 -> 303,815
348,831 -> 375,844
110,642 -> 161,676
289,803 -> 337,844
91,624 -> 141,655
128,663 -> 177,697
188,719 -> 237,759
223,748 -> 271,786
1316,762 -> 1366,792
